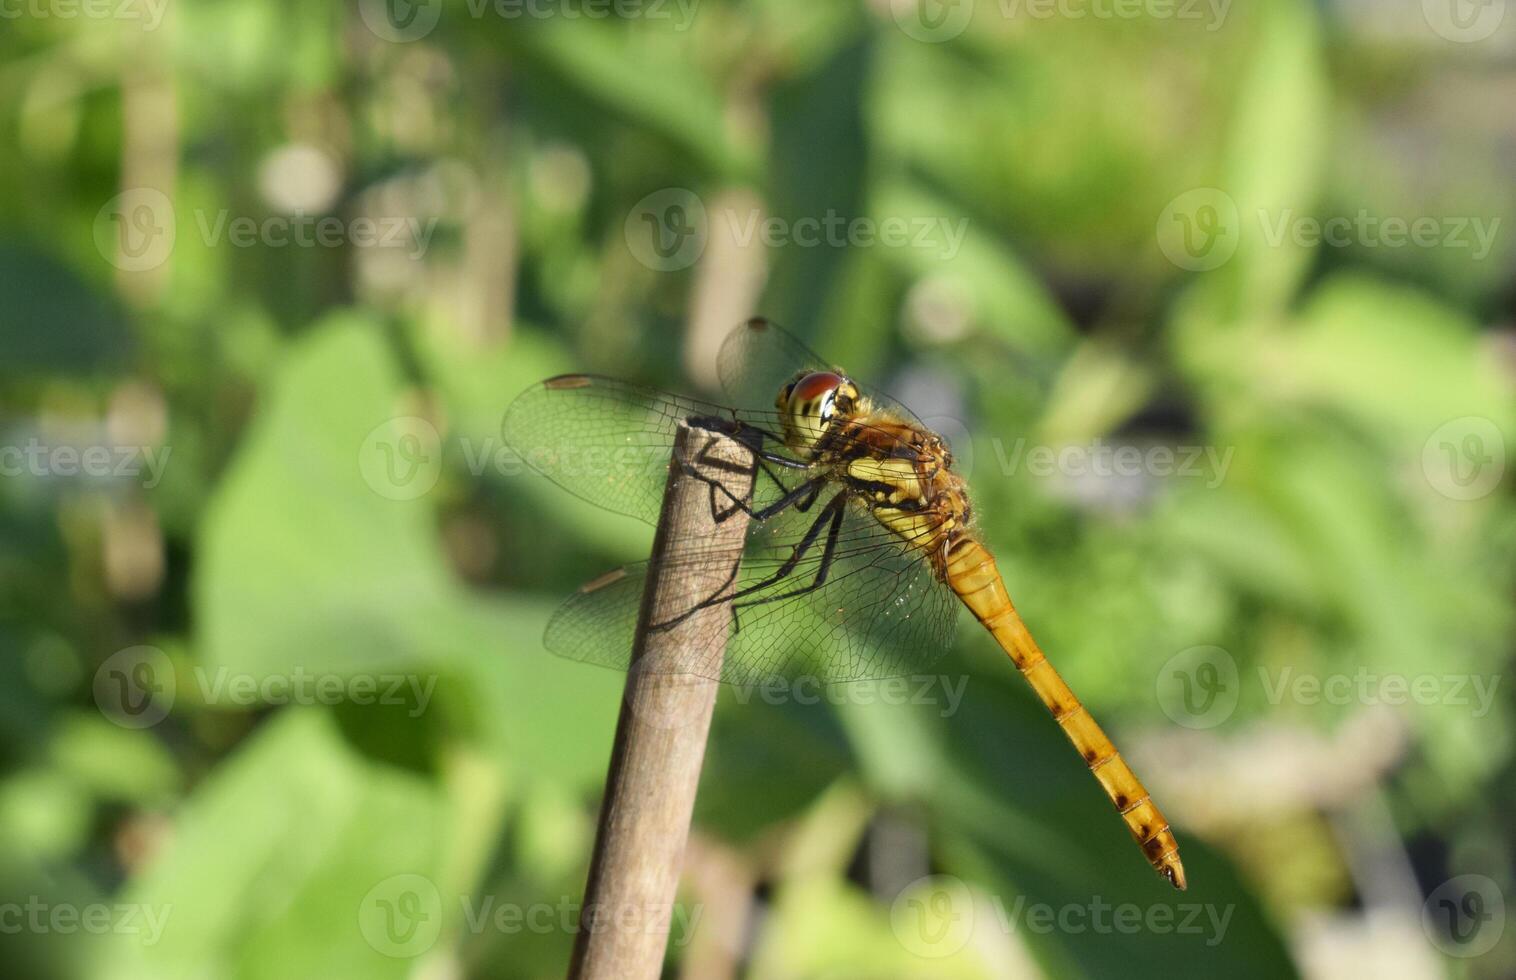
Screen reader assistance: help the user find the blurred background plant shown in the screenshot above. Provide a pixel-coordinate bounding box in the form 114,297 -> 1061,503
1,0 -> 1513,977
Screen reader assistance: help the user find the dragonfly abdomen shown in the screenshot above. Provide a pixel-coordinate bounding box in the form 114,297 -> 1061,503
943,535 -> 1188,890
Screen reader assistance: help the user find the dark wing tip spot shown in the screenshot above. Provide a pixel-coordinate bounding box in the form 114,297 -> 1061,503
545,374 -> 593,390
744,317 -> 770,331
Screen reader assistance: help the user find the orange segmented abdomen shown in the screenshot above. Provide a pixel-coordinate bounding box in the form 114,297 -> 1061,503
943,535 -> 1187,890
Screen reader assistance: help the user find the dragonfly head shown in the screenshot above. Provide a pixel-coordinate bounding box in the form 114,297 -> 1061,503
776,370 -> 861,453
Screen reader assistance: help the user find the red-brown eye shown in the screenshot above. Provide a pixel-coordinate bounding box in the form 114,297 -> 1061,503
792,372 -> 844,404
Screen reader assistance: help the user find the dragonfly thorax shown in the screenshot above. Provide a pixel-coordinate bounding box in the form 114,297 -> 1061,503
776,371 -> 862,455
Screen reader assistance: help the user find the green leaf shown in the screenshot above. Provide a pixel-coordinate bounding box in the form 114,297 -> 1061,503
193,315 -> 623,792
195,313 -> 459,678
507,22 -> 754,180
95,710 -> 452,980
1186,0 -> 1328,319
873,179 -> 1075,360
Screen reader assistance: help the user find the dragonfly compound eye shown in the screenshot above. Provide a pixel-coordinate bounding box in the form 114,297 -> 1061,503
781,371 -> 849,450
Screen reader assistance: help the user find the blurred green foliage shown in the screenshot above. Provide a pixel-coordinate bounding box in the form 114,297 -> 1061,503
1,0 -> 1513,977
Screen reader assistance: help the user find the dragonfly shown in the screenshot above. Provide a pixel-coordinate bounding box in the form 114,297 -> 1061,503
502,318 -> 1186,890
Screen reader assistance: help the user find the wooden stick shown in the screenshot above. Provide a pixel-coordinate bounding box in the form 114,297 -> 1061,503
568,424 -> 753,980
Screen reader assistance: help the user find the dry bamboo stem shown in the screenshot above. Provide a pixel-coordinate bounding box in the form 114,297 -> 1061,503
567,423 -> 752,980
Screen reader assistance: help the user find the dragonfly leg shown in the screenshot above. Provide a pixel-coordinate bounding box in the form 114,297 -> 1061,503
707,466 -> 825,527
693,478 -> 825,618
687,415 -> 810,465
648,488 -> 847,635
683,428 -> 822,524
644,477 -> 828,636
676,430 -> 760,523
729,490 -> 848,633
686,416 -> 810,471
752,474 -> 825,519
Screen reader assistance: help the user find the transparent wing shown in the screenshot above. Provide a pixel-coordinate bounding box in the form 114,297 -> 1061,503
502,375 -> 785,526
544,496 -> 960,684
718,317 -> 925,425
501,374 -> 925,526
